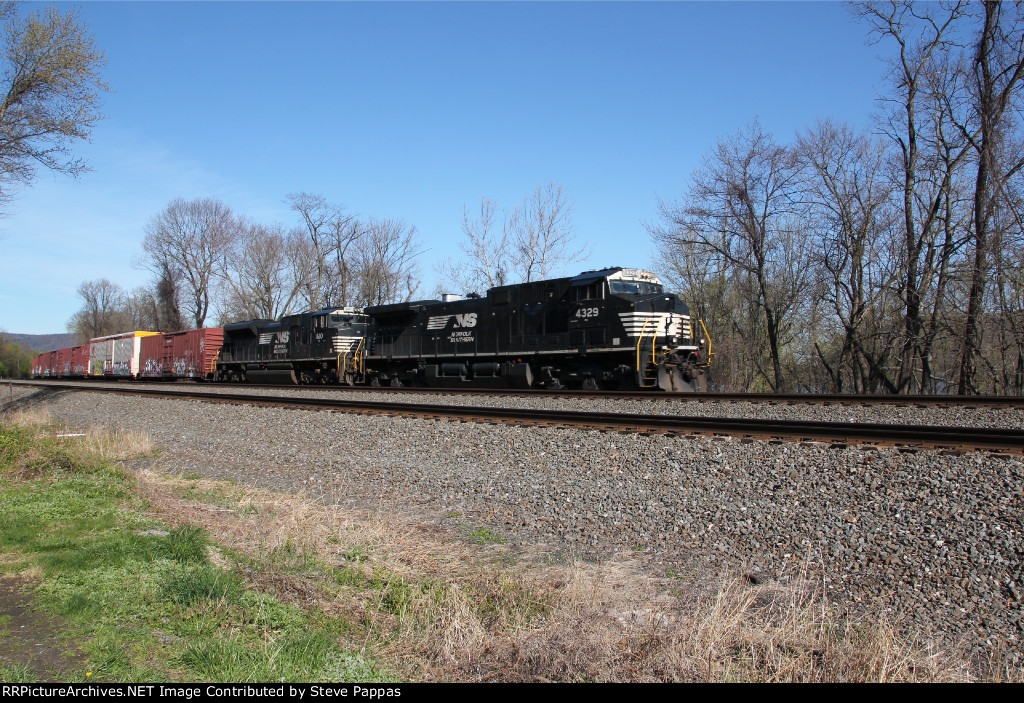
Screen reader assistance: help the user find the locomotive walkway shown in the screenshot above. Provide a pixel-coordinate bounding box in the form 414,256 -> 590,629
13,380 -> 1024,455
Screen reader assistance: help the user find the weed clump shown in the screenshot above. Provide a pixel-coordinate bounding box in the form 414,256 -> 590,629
161,525 -> 211,565
162,567 -> 237,606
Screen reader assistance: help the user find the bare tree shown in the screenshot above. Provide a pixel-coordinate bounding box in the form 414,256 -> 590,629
218,219 -> 302,321
437,184 -> 587,294
650,122 -> 812,392
121,286 -> 161,331
954,0 -> 1024,393
435,197 -> 509,295
853,1 -> 977,393
797,119 -> 901,392
141,197 -> 237,328
642,3 -> 1024,395
325,211 -> 365,308
67,278 -> 126,342
286,231 -> 319,313
287,192 -> 359,310
0,2 -> 110,211
507,183 -> 586,283
353,218 -> 423,306
990,174 -> 1024,393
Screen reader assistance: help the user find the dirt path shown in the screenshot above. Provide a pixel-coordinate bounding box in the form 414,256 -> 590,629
0,575 -> 89,682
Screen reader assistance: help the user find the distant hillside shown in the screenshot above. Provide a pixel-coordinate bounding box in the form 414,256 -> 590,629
2,333 -> 76,353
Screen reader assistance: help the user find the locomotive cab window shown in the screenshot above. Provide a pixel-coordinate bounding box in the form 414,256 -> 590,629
610,281 -> 663,295
573,282 -> 604,301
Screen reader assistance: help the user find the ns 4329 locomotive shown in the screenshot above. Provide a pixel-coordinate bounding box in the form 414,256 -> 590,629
215,268 -> 711,391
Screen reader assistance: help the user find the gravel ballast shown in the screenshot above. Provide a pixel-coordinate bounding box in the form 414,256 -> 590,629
4,384 -> 1022,662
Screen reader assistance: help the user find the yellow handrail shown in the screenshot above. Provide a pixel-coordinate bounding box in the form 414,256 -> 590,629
353,337 -> 365,374
635,318 -> 650,372
635,318 -> 658,383
337,337 -> 366,378
699,319 -> 714,366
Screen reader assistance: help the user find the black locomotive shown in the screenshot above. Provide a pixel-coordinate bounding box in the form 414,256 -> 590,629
216,308 -> 369,385
215,268 -> 710,391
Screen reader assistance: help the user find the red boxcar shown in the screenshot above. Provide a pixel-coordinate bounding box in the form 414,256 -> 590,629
140,328 -> 223,380
70,345 -> 90,377
56,347 -> 73,377
39,350 -> 58,377
139,333 -> 171,378
31,346 -> 88,378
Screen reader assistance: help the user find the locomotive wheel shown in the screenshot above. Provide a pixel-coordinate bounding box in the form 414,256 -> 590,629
580,378 -> 599,391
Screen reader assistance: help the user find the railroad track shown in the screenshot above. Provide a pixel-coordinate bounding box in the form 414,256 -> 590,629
12,379 -> 1024,407
12,381 -> 1024,455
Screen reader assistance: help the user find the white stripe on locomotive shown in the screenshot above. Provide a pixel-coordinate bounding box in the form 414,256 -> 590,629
617,312 -> 689,338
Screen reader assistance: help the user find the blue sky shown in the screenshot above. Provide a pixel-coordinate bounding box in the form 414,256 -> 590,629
0,0 -> 883,335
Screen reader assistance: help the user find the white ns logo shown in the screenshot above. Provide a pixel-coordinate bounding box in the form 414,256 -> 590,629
453,313 -> 477,328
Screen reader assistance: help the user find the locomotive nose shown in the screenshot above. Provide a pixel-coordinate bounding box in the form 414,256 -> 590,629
649,294 -> 677,312
671,294 -> 691,316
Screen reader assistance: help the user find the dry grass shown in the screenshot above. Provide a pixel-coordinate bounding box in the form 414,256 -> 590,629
1,408 -> 154,462
79,425 -> 155,461
127,465 -> 989,683
655,571 -> 973,682
2,409 -> 999,682
2,407 -> 53,430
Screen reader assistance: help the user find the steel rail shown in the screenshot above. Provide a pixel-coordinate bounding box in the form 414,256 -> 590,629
12,379 -> 1024,407
14,381 -> 1024,454
226,385 -> 1024,406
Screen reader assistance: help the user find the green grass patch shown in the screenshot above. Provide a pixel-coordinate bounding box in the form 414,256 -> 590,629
468,527 -> 507,545
0,421 -> 391,683
171,481 -> 243,510
0,661 -> 35,683
341,546 -> 369,563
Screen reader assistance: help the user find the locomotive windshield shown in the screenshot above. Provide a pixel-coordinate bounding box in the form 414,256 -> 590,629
609,280 -> 663,295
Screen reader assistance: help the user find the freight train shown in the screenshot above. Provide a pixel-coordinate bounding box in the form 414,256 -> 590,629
32,329 -> 224,382
33,268 -> 711,392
